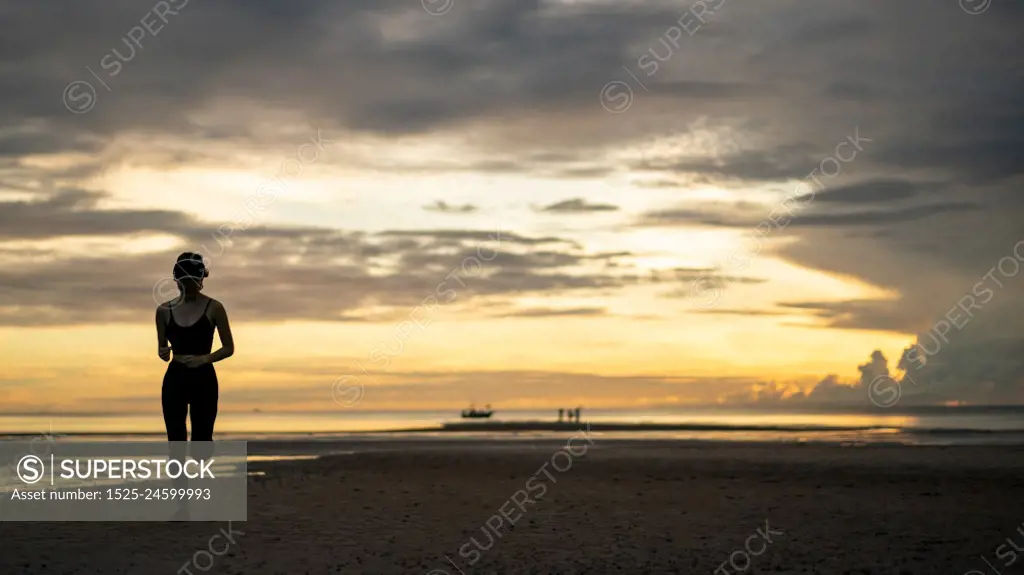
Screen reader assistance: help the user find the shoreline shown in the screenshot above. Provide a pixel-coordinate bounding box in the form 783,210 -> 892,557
3,418 -> 1024,437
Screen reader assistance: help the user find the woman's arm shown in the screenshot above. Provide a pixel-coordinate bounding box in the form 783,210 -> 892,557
206,300 -> 235,363
155,306 -> 171,362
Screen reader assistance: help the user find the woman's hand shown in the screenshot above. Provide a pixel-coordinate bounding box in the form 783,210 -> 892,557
174,354 -> 211,368
158,346 -> 172,362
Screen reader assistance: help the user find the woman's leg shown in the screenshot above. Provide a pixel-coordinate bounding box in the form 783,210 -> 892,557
189,370 -> 219,460
161,369 -> 188,441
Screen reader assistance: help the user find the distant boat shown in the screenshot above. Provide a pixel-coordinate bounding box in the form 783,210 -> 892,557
461,404 -> 494,419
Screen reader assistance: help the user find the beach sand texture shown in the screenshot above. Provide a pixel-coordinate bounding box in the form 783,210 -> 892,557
2,441 -> 1022,574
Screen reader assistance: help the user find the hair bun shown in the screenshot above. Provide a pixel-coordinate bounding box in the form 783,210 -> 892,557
173,252 -> 209,280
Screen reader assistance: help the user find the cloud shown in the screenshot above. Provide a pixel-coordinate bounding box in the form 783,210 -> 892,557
778,300 -> 926,332
380,229 -> 577,247
723,350 -> 891,406
0,199 -> 674,326
636,144 -> 821,183
894,338 -> 1024,406
638,199 -> 981,229
0,0 -> 1022,406
423,200 -> 478,214
0,240 -> 639,326
786,203 -> 982,226
0,189 -> 198,239
695,309 -> 790,317
791,179 -> 929,204
721,380 -> 806,404
538,198 -> 619,213
492,306 -> 606,318
725,332 -> 1024,406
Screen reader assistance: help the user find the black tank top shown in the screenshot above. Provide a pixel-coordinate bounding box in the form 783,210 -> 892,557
167,299 -> 216,355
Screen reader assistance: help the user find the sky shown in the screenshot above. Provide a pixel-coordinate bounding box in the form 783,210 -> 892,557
0,0 -> 1022,414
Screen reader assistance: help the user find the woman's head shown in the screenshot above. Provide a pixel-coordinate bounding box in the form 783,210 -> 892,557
173,252 -> 209,294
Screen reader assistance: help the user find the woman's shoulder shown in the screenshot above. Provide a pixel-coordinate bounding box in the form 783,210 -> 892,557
204,296 -> 226,312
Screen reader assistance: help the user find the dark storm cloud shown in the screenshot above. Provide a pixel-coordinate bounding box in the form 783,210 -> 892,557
0,131 -> 104,158
1,0 -> 1022,404
648,80 -> 760,100
0,0 -> 1020,188
792,179 -> 927,204
877,104 -> 1023,186
0,0 -> 681,149
896,338 -> 1024,405
821,82 -> 879,103
738,245 -> 1024,405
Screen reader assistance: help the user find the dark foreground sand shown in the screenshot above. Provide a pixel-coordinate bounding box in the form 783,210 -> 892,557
2,439 -> 1022,574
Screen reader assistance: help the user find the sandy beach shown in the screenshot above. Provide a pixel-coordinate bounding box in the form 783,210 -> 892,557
2,439 -> 1022,574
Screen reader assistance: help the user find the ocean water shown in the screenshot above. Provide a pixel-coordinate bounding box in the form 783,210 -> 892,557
1,406 -> 1022,445
2,407 -> 1021,493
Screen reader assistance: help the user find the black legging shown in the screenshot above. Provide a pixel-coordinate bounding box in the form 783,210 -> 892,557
162,362 -> 218,460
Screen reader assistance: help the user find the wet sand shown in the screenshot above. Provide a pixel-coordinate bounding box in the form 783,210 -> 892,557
2,440 -> 1022,574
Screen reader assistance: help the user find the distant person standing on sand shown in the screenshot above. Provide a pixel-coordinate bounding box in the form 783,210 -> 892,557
156,252 -> 234,450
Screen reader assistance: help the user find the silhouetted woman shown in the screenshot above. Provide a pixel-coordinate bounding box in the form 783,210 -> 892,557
156,252 -> 234,446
